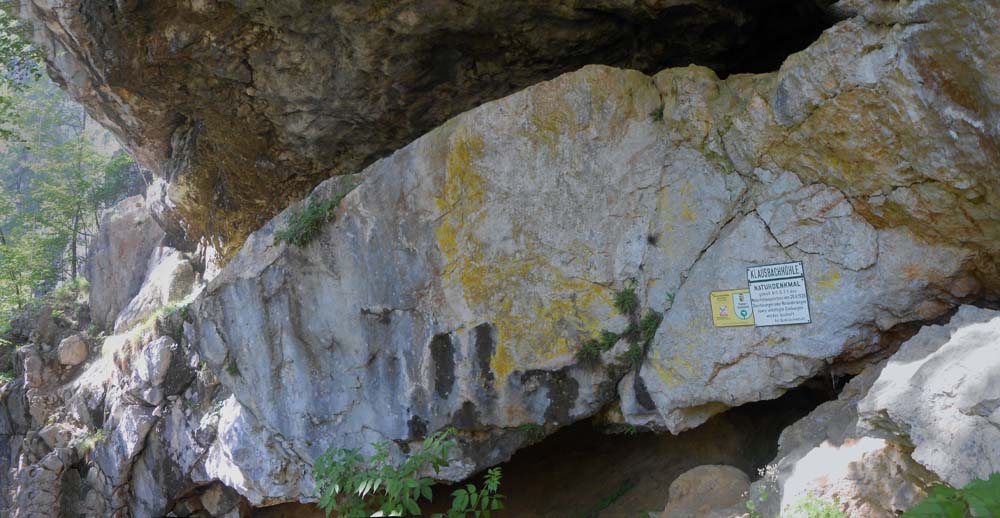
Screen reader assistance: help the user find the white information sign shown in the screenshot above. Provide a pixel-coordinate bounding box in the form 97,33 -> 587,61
746,261 -> 811,327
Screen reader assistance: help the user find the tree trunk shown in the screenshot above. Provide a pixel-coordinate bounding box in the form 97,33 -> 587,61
70,205 -> 80,279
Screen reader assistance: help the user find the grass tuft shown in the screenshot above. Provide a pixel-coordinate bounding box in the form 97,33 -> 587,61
612,284 -> 639,316
276,180 -> 358,246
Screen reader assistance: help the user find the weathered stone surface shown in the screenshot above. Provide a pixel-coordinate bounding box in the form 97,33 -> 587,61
86,196 -> 165,329
661,465 -> 748,518
749,306 -> 1000,517
114,246 -> 198,333
56,334 -> 88,366
176,1 -> 996,503
858,305 -> 1000,487
17,0 -> 837,253
5,0 -> 1000,514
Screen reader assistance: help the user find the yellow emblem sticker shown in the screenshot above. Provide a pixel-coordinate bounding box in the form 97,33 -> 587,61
710,289 -> 755,327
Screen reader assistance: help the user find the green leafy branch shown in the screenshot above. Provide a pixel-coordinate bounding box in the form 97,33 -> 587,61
314,428 -> 505,517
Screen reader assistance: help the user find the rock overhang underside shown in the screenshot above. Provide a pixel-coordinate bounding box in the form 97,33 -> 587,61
19,0 -> 843,256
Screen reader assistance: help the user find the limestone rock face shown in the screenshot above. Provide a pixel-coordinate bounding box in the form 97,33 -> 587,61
187,0 -> 995,494
749,306 -> 1000,517
86,196 -> 166,329
661,465 -> 748,518
16,0 -> 836,253
858,305 -> 1000,488
114,247 -> 198,333
4,0 -> 1000,514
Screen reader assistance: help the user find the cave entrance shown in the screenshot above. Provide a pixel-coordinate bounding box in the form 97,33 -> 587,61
436,379 -> 838,517
537,0 -> 842,79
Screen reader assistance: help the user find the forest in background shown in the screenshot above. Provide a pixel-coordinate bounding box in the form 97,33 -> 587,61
0,5 -> 142,342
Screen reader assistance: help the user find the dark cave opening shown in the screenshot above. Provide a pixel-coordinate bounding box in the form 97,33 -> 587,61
252,377 -> 841,518
551,0 -> 842,78
425,377 -> 842,518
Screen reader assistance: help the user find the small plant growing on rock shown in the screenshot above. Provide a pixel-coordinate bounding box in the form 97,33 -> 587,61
638,310 -> 662,343
313,428 -> 505,517
613,282 -> 639,316
784,494 -> 845,518
516,423 -> 545,441
576,337 -> 604,366
575,279 -> 664,372
78,429 -> 109,454
277,182 -> 357,246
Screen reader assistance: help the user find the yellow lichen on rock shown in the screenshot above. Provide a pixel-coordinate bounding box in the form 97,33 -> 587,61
434,127 -> 611,384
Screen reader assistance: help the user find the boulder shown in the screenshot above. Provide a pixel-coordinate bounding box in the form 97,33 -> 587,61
748,306 -> 1000,517
858,305 -> 1000,487
56,334 -> 88,366
661,465 -> 749,518
189,0 -> 994,492
86,196 -> 165,329
114,247 -> 197,333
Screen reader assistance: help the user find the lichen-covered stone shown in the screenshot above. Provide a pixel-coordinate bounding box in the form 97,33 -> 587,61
188,0 -> 995,497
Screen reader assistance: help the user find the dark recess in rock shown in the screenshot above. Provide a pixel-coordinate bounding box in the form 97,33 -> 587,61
473,323 -> 496,385
425,377 -> 839,517
430,333 -> 456,399
520,368 -> 580,426
633,375 -> 656,411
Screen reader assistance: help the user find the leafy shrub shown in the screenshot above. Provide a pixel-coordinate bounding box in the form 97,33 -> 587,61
448,467 -> 504,518
783,494 -> 845,518
314,428 -> 505,517
902,473 -> 1000,517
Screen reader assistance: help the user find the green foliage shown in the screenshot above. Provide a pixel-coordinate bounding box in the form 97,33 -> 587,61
649,107 -> 663,122
638,310 -> 662,344
576,280 -> 664,371
622,343 -> 644,369
783,495 -> 845,518
575,337 -> 603,366
612,283 -> 639,316
902,473 -> 1000,518
447,467 -> 504,518
0,74 -> 136,332
78,429 -> 109,454
313,428 -> 505,517
598,330 -> 619,350
225,360 -> 240,377
516,423 -> 544,441
277,184 -> 356,246
0,4 -> 43,141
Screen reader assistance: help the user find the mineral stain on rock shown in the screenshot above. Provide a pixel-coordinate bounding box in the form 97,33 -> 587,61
430,333 -> 456,400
